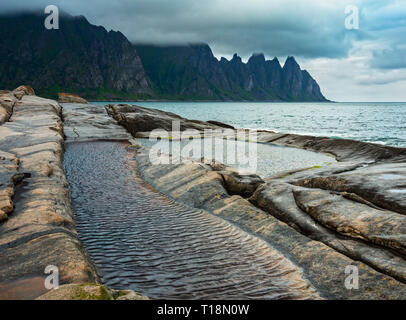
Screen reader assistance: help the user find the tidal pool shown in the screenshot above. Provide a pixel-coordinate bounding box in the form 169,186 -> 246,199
64,141 -> 319,299
137,138 -> 336,178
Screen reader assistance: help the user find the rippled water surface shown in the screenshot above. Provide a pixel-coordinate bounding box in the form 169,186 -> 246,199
64,141 -> 319,299
136,138 -> 335,178
94,102 -> 406,147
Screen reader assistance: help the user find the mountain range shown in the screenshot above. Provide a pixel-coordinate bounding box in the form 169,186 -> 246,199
0,12 -> 328,101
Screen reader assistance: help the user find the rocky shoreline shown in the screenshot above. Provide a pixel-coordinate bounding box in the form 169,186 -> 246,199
0,88 -> 145,300
1,87 -> 406,299
107,101 -> 406,299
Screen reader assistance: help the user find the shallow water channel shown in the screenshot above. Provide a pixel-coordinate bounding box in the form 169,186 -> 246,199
64,141 -> 319,299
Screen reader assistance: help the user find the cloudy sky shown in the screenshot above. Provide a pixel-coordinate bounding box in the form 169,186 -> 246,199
2,0 -> 405,101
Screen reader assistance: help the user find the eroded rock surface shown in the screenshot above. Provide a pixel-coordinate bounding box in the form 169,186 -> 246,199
102,104 -> 406,299
106,103 -> 225,136
3,92 -> 406,300
64,141 -> 320,299
36,283 -> 148,300
133,142 -> 406,299
58,93 -> 89,104
0,87 -> 22,124
219,170 -> 264,198
0,90 -> 98,299
62,103 -> 131,142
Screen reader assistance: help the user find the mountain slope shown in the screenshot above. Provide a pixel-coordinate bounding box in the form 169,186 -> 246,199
0,12 -> 328,101
135,44 -> 328,101
0,12 -> 152,99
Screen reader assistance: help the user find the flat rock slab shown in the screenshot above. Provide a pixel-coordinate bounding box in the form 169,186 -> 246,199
62,103 -> 132,142
106,103 -> 224,134
256,131 -> 406,162
0,94 -> 97,299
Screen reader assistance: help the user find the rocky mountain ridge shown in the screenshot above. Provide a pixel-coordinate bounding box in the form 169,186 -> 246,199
135,44 -> 328,101
0,12 -> 327,101
0,12 -> 152,100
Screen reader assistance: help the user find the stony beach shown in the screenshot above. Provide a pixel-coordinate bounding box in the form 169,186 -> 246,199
1,86 -> 406,299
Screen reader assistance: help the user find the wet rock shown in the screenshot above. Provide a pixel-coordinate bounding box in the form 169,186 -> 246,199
257,131 -> 406,162
111,289 -> 149,300
0,92 -> 16,124
13,85 -> 35,96
293,188 -> 406,254
0,91 -> 98,298
219,170 -> 264,198
106,103 -> 225,134
0,151 -> 19,221
134,144 -> 406,299
102,102 -> 406,299
293,161 -> 406,215
36,283 -> 148,300
204,159 -> 227,171
36,284 -> 112,300
0,210 -> 7,222
58,93 -> 89,104
62,103 -> 131,142
251,181 -> 406,283
207,120 -> 235,129
0,198 -> 13,214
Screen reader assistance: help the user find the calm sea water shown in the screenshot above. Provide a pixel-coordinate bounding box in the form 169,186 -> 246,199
93,102 -> 406,147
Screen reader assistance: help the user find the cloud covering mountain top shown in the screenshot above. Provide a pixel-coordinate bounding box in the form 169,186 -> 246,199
1,0 -> 405,101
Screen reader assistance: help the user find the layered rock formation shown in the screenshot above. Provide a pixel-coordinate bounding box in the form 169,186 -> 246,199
0,86 -> 34,124
0,89 -> 98,300
106,104 -> 227,135
63,104 -> 132,142
0,88 -> 145,300
109,104 -> 406,299
58,93 -> 89,104
2,88 -> 406,299
0,13 -> 152,100
135,44 -> 327,101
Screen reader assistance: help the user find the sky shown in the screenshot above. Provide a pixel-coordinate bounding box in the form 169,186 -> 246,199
1,0 -> 406,102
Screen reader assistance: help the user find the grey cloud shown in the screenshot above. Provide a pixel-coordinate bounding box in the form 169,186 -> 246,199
0,0 -> 358,60
359,0 -> 406,70
372,47 -> 406,70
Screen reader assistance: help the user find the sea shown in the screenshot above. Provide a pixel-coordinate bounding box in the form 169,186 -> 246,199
93,102 -> 406,148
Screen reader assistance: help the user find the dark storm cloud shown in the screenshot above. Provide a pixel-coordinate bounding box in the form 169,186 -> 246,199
0,0 -> 359,59
0,0 -> 403,63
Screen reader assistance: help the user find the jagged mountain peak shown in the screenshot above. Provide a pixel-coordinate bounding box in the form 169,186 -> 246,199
231,53 -> 242,63
283,56 -> 300,69
135,43 -> 328,101
0,12 -> 327,102
248,53 -> 266,64
0,12 -> 152,99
